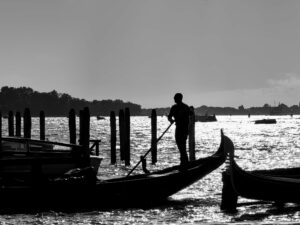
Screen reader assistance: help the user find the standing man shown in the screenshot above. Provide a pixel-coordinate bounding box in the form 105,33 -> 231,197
168,93 -> 190,166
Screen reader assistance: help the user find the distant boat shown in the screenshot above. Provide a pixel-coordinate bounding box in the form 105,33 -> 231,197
195,114 -> 217,122
254,119 -> 277,124
96,116 -> 105,120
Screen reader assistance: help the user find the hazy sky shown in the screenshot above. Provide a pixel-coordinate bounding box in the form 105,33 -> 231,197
1,0 -> 300,108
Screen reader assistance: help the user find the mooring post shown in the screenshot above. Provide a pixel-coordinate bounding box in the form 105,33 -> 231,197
119,109 -> 125,161
189,106 -> 196,161
151,109 -> 157,164
110,111 -> 116,164
79,107 -> 90,164
8,111 -> 14,137
79,110 -> 84,146
0,111 -> 2,153
220,171 -> 238,212
23,108 -> 31,139
95,140 -> 100,156
40,110 -> 45,141
15,111 -> 21,137
84,107 -> 90,158
69,109 -> 76,144
124,107 -> 130,166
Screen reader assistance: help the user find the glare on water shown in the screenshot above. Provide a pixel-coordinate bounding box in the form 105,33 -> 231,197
1,115 -> 300,224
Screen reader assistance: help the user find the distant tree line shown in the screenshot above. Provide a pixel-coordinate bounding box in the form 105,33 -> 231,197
194,103 -> 300,116
0,86 -> 142,116
1,86 -> 300,117
140,103 -> 300,116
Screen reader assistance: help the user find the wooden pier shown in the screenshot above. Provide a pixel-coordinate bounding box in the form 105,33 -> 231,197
1,107 -> 197,169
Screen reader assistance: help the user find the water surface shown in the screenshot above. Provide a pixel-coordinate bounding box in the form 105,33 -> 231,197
1,115 -> 300,224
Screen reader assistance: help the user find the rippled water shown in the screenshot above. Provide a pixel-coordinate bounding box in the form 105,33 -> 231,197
1,115 -> 300,224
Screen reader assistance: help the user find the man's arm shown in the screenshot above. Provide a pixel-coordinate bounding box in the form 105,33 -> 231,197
168,106 -> 175,123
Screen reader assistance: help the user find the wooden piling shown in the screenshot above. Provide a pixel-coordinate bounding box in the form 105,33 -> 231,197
110,111 -> 116,164
79,107 -> 90,166
69,109 -> 76,144
220,171 -> 238,212
124,107 -> 130,166
0,111 -> 2,153
95,140 -> 100,156
189,106 -> 196,161
79,109 -> 87,148
151,109 -> 157,164
40,110 -> 45,140
8,111 -> 14,136
119,109 -> 125,161
15,111 -> 21,137
79,107 -> 90,159
23,108 -> 31,139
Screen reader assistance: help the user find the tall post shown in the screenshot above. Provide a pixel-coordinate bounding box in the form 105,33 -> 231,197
79,107 -> 90,163
151,109 -> 157,164
15,111 -> 21,137
189,106 -> 196,161
8,111 -> 14,136
0,111 -> 2,153
23,108 -> 31,139
124,108 -> 131,166
69,109 -> 76,144
40,110 -> 45,140
119,109 -> 125,161
110,111 -> 116,164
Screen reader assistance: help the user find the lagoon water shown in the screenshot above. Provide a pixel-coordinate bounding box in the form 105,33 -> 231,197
1,115 -> 300,224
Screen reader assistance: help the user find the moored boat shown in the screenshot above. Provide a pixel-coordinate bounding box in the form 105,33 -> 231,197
0,130 -> 228,212
226,135 -> 300,203
195,114 -> 217,122
0,137 -> 102,180
96,116 -> 105,120
254,119 -> 277,124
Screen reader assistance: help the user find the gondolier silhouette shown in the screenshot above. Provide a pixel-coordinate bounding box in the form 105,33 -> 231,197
168,93 -> 190,166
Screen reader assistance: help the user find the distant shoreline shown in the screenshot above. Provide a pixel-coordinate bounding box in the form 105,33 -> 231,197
1,86 -> 299,117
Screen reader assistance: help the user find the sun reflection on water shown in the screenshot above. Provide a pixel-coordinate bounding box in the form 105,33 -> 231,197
1,115 -> 300,223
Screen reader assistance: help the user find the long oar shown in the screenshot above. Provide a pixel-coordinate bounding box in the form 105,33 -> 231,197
126,122 -> 174,177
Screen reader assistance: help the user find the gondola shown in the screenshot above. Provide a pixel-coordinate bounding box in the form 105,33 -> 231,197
226,135 -> 300,203
0,130 -> 228,212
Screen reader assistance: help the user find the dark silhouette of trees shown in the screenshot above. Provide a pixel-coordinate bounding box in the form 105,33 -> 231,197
0,86 -> 141,116
140,103 -> 300,116
1,86 -> 299,117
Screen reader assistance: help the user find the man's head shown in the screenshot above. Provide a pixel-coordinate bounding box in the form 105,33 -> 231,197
174,93 -> 183,104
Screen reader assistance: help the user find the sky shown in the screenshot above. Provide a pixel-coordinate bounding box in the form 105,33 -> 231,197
1,0 -> 300,108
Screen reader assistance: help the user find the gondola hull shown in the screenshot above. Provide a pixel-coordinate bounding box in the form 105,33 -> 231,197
231,160 -> 300,203
226,135 -> 300,203
0,132 -> 228,212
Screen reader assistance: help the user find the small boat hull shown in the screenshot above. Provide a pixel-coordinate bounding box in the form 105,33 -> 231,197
195,115 -> 217,122
254,119 -> 276,124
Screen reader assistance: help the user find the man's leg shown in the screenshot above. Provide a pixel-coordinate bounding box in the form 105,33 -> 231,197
175,131 -> 189,165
